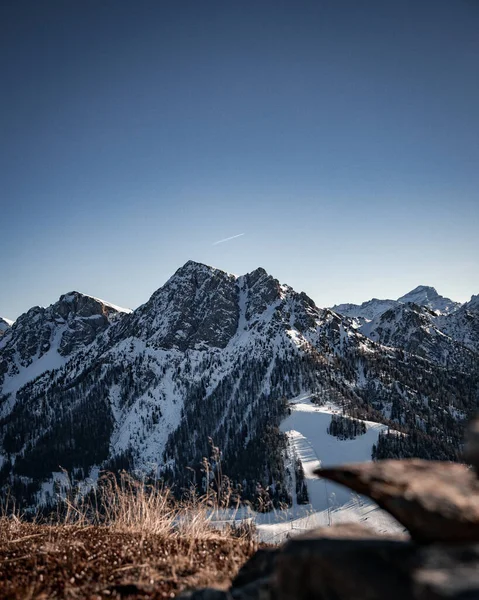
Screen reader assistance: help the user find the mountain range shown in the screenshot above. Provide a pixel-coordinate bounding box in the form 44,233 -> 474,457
1,261 -> 478,509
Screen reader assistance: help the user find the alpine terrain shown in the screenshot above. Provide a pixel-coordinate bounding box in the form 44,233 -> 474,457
1,262 -> 478,514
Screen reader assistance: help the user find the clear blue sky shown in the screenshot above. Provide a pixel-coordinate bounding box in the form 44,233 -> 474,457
2,0 -> 478,320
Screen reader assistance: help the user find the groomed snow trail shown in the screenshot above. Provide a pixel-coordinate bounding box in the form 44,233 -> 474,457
255,394 -> 405,543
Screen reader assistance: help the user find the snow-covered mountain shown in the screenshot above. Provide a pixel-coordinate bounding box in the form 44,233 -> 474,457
397,285 -> 460,314
332,285 -> 460,324
360,303 -> 476,366
0,262 -> 477,510
0,317 -> 13,338
0,292 -> 129,399
331,286 -> 478,363
437,294 -> 479,355
331,299 -> 398,324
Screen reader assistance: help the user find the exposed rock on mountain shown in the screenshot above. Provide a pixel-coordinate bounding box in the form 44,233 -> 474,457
113,261 -> 241,351
0,317 -> 12,338
332,284 -> 461,324
332,287 -> 479,365
0,292 -> 128,395
438,295 -> 479,354
0,262 -> 478,509
360,303 -> 476,366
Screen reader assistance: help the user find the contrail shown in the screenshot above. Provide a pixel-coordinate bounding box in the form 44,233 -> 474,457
212,233 -> 245,246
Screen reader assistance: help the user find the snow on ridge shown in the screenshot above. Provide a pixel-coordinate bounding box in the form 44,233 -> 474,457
0,316 -> 14,326
90,296 -> 132,314
61,291 -> 132,314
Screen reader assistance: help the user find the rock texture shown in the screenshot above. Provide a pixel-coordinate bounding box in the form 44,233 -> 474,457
0,317 -> 12,338
332,286 -> 479,361
182,523 -> 479,600
316,460 -> 479,543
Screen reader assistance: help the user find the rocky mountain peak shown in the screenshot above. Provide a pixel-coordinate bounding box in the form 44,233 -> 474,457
0,292 -> 128,390
242,267 -> 281,320
398,285 -> 439,302
398,285 -> 459,314
465,295 -> 479,312
121,261 -> 239,350
1,261 -> 478,514
169,260 -> 226,281
56,291 -> 125,320
0,317 -> 13,338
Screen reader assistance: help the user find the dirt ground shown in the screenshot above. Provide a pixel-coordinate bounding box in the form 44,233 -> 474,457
0,520 -> 257,599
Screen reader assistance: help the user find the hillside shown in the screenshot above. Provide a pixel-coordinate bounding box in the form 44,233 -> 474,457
0,261 -> 478,510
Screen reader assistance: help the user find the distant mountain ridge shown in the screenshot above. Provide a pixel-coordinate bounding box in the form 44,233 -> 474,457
0,262 -> 478,510
332,285 -> 462,322
331,285 -> 478,361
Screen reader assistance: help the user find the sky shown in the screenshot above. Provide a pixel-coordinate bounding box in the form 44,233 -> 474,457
1,0 -> 478,320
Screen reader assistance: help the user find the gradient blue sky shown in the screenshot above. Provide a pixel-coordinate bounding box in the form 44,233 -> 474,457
2,0 -> 478,320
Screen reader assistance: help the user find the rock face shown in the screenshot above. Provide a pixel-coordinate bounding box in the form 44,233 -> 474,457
114,261 -> 241,351
0,317 -> 12,338
316,460 -> 479,543
359,303 -> 473,365
0,292 -> 128,389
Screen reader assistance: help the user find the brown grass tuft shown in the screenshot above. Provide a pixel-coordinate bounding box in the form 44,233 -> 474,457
0,471 -> 261,598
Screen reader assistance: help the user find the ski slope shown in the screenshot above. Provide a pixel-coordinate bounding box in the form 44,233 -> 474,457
255,394 -> 405,543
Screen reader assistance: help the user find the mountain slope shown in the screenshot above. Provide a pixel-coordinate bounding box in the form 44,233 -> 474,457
0,262 -> 478,510
359,303 -> 477,367
397,285 -> 460,314
438,295 -> 479,354
0,292 -> 129,401
0,318 -> 13,338
331,299 -> 398,323
332,286 -> 478,364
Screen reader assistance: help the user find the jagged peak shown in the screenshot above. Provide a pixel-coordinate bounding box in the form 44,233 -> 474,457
465,294 -> 479,311
247,266 -> 268,277
0,316 -> 13,337
175,260 -> 224,275
13,291 -> 131,325
398,285 -> 439,301
59,291 -> 132,314
244,267 -> 272,287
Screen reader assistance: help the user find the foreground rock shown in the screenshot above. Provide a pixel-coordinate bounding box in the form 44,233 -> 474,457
183,523 -> 479,599
315,459 -> 479,543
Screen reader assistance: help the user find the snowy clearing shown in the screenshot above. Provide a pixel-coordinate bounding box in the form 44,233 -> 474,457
254,394 -> 404,543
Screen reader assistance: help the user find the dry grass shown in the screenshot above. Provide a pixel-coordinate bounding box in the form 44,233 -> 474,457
0,518 -> 258,599
0,472 -> 259,598
56,472 -> 228,540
